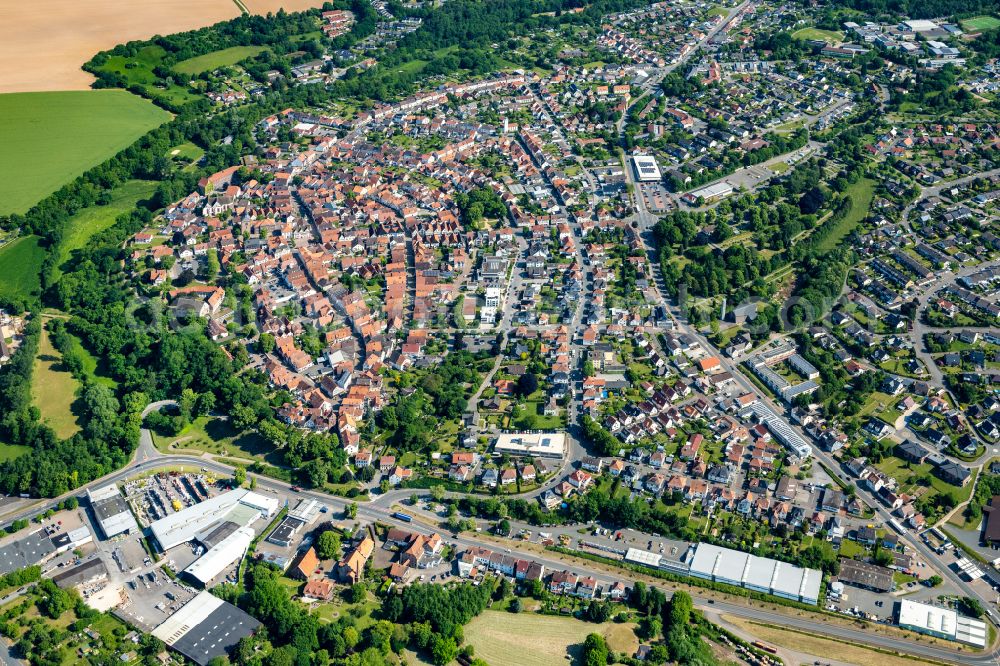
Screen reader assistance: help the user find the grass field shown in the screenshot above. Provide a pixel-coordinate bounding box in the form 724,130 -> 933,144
168,142 -> 206,164
0,91 -> 170,215
94,46 -> 202,107
962,15 -> 1000,32
152,416 -> 281,466
173,46 -> 268,75
0,236 -> 45,302
53,179 -> 158,281
723,615 -> 942,666
31,327 -> 82,439
463,611 -> 638,666
815,178 -> 875,252
791,27 -> 843,42
0,443 -> 31,463
50,322 -> 119,390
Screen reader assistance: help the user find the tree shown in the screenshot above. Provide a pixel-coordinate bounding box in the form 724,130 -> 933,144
516,372 -> 538,397
927,575 -> 943,587
346,502 -> 358,519
582,633 -> 608,666
431,636 -> 459,666
349,582 -> 367,603
430,485 -> 446,502
315,530 -> 341,560
343,626 -> 359,650
233,466 -> 247,487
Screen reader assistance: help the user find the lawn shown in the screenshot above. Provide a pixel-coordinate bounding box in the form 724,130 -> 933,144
0,442 -> 30,463
815,178 -> 876,253
837,539 -> 866,558
875,456 -> 978,507
962,15 -> 1000,32
153,415 -> 281,467
0,90 -> 171,215
463,611 -> 638,666
168,142 -> 205,164
173,46 -> 268,75
791,27 -> 844,43
31,326 -> 82,439
52,179 -> 158,281
94,46 -> 201,107
0,235 -> 45,302
52,323 -> 118,389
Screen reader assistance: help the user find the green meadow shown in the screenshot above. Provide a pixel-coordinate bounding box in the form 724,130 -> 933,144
0,236 -> 45,302
0,90 -> 170,215
52,179 -> 158,281
173,46 -> 267,75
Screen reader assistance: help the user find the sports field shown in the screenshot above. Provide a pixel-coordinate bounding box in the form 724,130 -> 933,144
962,15 -> 1000,32
464,611 -> 638,666
31,327 -> 82,440
0,236 -> 45,303
791,27 -> 843,42
173,46 -> 268,75
0,91 -> 170,216
52,180 -> 158,282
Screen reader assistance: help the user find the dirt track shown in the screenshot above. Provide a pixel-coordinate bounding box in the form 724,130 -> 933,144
0,0 -> 327,93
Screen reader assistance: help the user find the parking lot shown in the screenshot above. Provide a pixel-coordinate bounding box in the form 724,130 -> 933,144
116,568 -> 197,632
639,182 -> 673,212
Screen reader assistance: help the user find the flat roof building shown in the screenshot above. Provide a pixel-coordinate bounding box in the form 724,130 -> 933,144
494,432 -> 567,459
631,155 -> 662,182
687,543 -> 822,604
0,530 -> 58,576
149,489 -> 279,552
266,498 -> 322,548
153,591 -> 261,666
183,526 -> 255,587
903,19 -> 939,32
625,548 -> 662,568
87,484 -> 139,539
687,181 -> 734,203
897,599 -> 986,648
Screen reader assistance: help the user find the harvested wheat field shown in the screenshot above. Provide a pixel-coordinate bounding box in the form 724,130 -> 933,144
0,0 -> 329,93
0,0 -> 239,92
242,0 -> 329,12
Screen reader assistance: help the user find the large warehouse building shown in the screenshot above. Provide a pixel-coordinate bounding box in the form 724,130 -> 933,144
149,489 -> 279,552
150,488 -> 279,587
153,591 -> 261,665
896,599 -> 987,648
687,543 -> 822,604
87,484 -> 139,538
